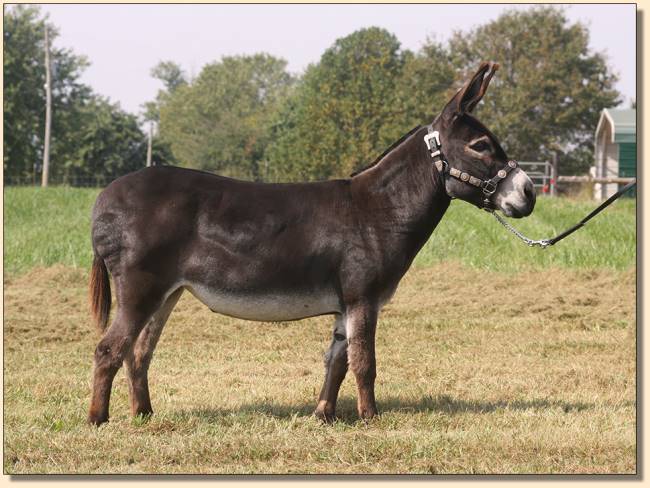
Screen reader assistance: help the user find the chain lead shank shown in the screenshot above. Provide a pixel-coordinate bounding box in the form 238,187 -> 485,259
424,122 -> 636,249
486,177 -> 635,249
486,209 -> 551,248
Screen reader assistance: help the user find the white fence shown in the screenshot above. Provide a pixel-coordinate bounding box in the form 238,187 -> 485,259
518,161 -> 555,196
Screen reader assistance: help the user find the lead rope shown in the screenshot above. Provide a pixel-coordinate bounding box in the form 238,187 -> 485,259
485,179 -> 637,249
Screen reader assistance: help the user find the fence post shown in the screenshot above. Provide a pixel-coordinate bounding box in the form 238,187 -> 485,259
550,152 -> 558,197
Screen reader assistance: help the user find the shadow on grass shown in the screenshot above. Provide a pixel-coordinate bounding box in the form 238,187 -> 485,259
174,394 -> 596,426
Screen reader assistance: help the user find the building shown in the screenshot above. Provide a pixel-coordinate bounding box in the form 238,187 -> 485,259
592,108 -> 636,199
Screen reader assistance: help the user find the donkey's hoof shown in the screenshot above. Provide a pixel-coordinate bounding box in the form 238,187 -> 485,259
87,413 -> 109,426
132,411 -> 153,425
131,407 -> 154,418
358,407 -> 379,421
314,401 -> 337,424
314,409 -> 337,424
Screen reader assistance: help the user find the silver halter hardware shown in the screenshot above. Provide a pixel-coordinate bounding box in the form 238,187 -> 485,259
424,130 -> 446,173
423,126 -> 637,249
489,211 -> 551,248
424,125 -> 517,209
424,125 -> 548,248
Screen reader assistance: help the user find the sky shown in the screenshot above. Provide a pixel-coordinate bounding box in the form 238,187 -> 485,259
35,3 -> 636,116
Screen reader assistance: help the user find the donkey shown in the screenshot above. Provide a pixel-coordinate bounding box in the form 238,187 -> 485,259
87,62 -> 535,426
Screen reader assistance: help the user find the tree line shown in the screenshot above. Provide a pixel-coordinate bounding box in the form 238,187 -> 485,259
3,5 -> 175,185
4,5 -> 621,186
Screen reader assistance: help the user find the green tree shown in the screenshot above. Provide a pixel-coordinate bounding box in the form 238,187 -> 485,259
3,5 -> 90,183
393,40 -> 456,128
142,60 -> 187,123
149,136 -> 177,167
151,60 -> 186,92
59,96 -> 147,185
446,6 -> 621,174
158,54 -> 293,180
266,27 -> 416,181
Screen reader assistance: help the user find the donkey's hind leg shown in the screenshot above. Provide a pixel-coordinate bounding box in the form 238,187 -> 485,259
314,314 -> 348,423
124,288 -> 183,418
88,275 -> 170,426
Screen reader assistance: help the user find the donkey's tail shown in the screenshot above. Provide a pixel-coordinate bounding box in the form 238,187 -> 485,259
89,254 -> 111,333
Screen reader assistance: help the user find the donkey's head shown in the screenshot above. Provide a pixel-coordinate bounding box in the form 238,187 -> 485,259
432,62 -> 535,218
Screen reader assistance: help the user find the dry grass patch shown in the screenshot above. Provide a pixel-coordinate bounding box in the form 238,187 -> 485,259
4,263 -> 635,474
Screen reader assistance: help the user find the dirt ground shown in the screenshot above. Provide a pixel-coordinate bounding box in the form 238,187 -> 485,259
3,263 -> 636,474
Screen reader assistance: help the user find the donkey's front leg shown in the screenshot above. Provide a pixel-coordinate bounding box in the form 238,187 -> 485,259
346,304 -> 379,420
314,314 -> 348,423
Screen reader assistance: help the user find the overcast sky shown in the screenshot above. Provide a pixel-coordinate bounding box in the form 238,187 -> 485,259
35,3 -> 636,115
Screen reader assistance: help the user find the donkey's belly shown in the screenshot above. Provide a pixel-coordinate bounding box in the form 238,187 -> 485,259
183,282 -> 342,321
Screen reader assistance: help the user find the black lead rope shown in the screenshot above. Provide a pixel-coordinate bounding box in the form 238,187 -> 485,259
423,124 -> 636,248
488,179 -> 637,248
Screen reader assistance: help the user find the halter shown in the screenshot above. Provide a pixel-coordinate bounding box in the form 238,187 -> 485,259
424,124 -> 637,249
424,124 -> 518,209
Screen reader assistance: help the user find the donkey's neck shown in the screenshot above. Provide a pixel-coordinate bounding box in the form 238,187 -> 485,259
351,127 -> 451,268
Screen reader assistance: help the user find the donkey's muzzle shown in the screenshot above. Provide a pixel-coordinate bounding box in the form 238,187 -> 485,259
508,180 -> 536,218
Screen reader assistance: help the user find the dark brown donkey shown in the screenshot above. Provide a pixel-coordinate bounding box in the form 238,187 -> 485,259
88,62 -> 536,425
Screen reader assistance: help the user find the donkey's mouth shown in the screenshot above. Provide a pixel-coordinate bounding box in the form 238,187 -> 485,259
501,202 -> 534,219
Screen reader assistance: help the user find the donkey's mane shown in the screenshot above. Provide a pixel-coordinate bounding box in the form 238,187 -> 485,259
350,125 -> 422,177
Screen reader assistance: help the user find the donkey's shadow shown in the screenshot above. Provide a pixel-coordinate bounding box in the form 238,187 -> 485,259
175,394 -> 594,425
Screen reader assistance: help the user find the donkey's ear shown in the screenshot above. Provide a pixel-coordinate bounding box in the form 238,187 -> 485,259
442,61 -> 499,121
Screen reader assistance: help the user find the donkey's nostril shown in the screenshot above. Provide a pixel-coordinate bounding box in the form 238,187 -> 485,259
524,181 -> 535,200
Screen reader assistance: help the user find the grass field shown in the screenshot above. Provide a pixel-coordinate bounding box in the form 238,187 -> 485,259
3,186 -> 637,474
3,186 -> 636,276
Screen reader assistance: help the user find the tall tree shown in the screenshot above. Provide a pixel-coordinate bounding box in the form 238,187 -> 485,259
142,60 -> 187,123
266,27 -> 414,181
393,40 -> 456,128
3,5 -> 91,183
59,96 -> 148,185
446,6 -> 621,174
158,54 -> 293,180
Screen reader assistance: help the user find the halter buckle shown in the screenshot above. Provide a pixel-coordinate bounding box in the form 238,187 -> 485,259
482,180 -> 497,195
423,131 -> 441,153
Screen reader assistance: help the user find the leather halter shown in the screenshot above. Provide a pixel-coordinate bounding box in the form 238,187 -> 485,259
424,124 -> 518,209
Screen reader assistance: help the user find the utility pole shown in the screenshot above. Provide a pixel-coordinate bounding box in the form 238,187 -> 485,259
146,122 -> 153,167
41,26 -> 52,187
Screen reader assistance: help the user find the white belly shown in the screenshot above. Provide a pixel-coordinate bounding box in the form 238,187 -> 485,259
184,282 -> 342,321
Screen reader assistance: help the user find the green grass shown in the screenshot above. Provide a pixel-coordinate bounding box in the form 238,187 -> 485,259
417,196 -> 636,271
4,187 -> 100,276
3,187 -> 636,276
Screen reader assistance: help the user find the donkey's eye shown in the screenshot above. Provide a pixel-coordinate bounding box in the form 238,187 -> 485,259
470,141 -> 491,153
